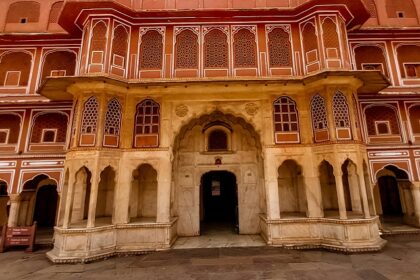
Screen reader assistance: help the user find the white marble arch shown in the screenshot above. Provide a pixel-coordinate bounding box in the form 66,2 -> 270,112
172,111 -> 264,237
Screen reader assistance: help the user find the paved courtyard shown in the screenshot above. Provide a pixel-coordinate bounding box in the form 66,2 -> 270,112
1,235 -> 420,280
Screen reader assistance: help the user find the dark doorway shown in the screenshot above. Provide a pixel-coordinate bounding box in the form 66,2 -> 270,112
378,176 -> 403,216
33,185 -> 58,227
200,171 -> 238,234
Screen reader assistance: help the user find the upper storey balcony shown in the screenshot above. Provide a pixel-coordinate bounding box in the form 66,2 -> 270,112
2,0 -> 420,35
53,0 -> 369,81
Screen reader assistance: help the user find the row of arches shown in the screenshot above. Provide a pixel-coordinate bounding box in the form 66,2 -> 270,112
362,0 -> 418,20
0,175 -> 59,228
0,111 -> 68,146
276,158 -> 418,227
5,1 -> 63,24
277,159 -> 371,219
59,164 -> 158,228
353,44 -> 420,80
2,39 -> 420,87
0,49 -> 76,87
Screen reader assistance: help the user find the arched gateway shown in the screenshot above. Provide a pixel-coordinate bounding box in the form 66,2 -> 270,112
172,111 -> 265,237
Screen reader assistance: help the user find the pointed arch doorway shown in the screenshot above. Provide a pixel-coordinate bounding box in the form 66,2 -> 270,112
200,171 -> 238,235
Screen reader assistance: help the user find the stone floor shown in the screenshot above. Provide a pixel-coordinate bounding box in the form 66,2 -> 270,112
2,235 -> 420,280
174,222 -> 266,249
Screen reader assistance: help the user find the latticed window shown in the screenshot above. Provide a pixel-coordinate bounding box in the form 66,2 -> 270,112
273,97 -> 299,132
204,29 -> 228,68
31,112 -> 68,143
175,30 -> 198,69
322,18 -> 339,50
81,97 -> 99,134
41,51 -> 76,81
268,28 -> 292,68
49,1 -> 64,23
333,92 -> 350,128
104,98 -> 122,135
6,1 -> 40,23
140,30 -> 163,70
135,99 -> 160,135
365,105 -> 400,136
111,25 -> 129,68
311,95 -> 328,130
233,29 -> 257,68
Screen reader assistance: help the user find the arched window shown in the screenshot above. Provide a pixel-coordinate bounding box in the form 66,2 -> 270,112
365,105 -> 400,136
302,22 -> 319,72
409,105 -> 420,134
0,113 -> 21,144
31,112 -> 68,143
233,28 -> 257,68
267,27 -> 292,68
48,1 -> 64,23
322,18 -> 340,61
204,29 -> 229,69
111,24 -> 129,75
175,30 -> 198,69
41,51 -> 76,81
273,97 -> 298,132
0,181 -> 8,196
139,30 -> 164,70
208,130 -> 228,151
134,99 -> 160,147
396,45 -> 420,79
88,20 -> 108,73
6,1 -> 40,23
104,98 -> 122,136
0,51 -> 32,87
354,45 -> 388,77
81,97 -> 99,134
333,92 -> 350,128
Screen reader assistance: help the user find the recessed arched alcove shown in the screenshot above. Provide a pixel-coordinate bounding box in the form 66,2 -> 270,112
172,111 -> 264,237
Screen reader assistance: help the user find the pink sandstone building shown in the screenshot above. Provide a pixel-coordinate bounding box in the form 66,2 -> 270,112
0,0 -> 419,262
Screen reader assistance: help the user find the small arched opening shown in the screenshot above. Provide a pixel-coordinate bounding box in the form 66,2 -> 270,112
375,165 -> 417,228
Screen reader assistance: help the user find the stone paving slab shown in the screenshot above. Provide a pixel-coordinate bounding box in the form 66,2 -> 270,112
1,236 -> 420,280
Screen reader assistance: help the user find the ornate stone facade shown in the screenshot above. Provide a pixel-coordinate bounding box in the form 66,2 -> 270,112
0,0 -> 419,263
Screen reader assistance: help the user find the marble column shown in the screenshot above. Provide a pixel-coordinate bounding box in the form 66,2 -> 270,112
114,163 -> 132,224
334,171 -> 348,220
411,182 -> 420,225
263,150 -> 280,220
7,194 -> 21,227
87,171 -> 100,228
157,157 -> 172,223
303,176 -> 324,218
357,171 -> 371,219
62,172 -> 76,228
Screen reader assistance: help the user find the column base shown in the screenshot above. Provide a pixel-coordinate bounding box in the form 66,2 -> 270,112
47,218 -> 178,264
404,214 -> 420,228
259,214 -> 386,253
